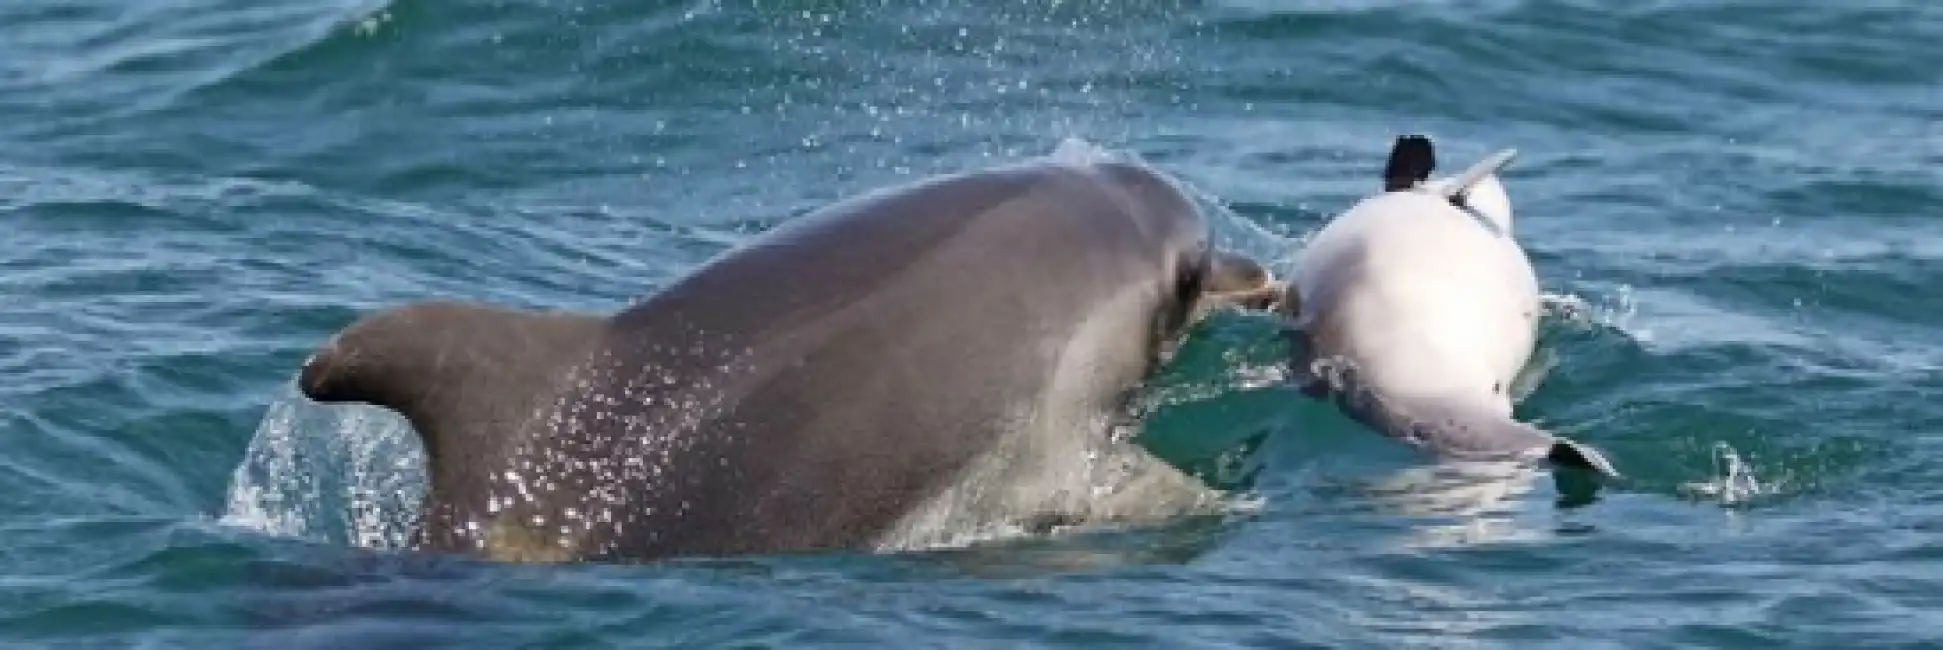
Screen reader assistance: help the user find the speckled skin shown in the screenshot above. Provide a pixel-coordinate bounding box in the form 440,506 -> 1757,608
297,158 -> 1272,563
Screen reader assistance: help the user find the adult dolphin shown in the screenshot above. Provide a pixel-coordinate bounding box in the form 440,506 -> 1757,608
296,153 -> 1278,563
1269,136 -> 1620,480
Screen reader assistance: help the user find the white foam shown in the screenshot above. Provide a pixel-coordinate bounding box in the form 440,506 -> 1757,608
1540,286 -> 1649,344
218,382 -> 426,550
1679,441 -> 1768,507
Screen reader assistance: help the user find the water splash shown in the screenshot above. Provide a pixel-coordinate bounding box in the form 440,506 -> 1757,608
1044,136 -> 1122,166
1540,283 -> 1642,339
218,383 -> 426,549
1042,136 -> 1295,272
1680,441 -> 1766,506
1166,171 -> 1303,272
224,375 -> 1233,559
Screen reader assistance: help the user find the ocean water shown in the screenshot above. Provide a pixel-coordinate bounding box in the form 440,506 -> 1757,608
3,0 -> 1941,647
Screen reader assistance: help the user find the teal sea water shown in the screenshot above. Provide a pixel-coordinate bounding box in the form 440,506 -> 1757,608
4,0 -> 1941,647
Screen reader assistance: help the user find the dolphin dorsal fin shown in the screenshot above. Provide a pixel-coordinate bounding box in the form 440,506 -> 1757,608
1422,148 -> 1519,236
298,301 -> 604,511
1429,148 -> 1518,202
1381,135 -> 1518,200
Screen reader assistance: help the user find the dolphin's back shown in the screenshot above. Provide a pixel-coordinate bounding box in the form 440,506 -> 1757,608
300,159 -> 1215,561
576,162 -> 1200,557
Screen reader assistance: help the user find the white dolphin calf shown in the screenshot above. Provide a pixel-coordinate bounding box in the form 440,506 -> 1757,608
1272,135 -> 1619,480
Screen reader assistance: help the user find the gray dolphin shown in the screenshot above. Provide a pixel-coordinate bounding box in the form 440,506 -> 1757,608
296,155 -> 1276,563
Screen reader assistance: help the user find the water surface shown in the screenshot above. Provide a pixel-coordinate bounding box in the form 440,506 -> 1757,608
3,0 -> 1941,647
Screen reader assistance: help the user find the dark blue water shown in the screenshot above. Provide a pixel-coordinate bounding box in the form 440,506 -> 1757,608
4,0 -> 1941,647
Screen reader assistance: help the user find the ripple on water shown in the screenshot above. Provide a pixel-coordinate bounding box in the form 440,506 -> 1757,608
4,0 -> 1943,646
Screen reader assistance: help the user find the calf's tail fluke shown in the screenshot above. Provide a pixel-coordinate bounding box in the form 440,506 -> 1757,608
1318,360 -> 1622,481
